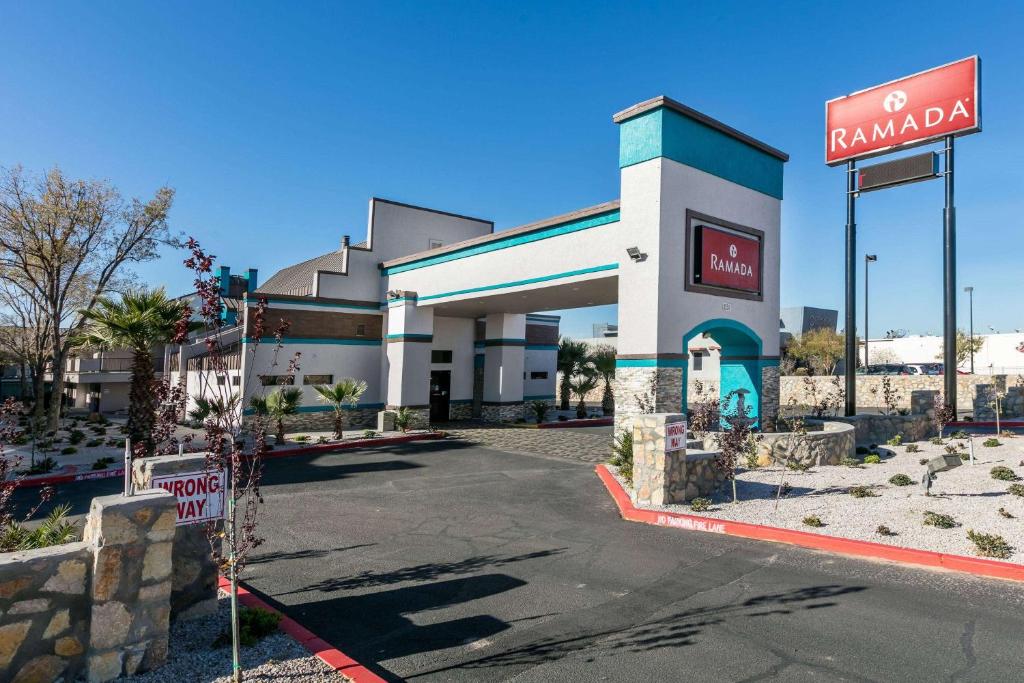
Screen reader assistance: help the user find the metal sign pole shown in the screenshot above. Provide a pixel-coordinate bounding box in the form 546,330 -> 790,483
943,135 -> 957,411
844,160 -> 857,416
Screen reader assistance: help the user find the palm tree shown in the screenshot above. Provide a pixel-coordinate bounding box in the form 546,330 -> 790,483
590,345 -> 616,416
75,288 -> 189,454
188,395 -> 241,430
313,378 -> 368,439
557,337 -> 590,411
569,369 -> 600,419
250,388 -> 303,443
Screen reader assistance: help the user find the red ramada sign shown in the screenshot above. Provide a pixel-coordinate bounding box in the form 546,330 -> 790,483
152,468 -> 226,526
826,56 -> 980,166
694,225 -> 761,294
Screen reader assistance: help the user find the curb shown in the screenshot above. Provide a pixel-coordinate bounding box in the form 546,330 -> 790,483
595,464 -> 1024,583
506,417 -> 612,430
218,576 -> 386,683
11,433 -> 445,489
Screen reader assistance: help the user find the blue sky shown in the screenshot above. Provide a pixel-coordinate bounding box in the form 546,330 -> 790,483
2,1 -> 1022,339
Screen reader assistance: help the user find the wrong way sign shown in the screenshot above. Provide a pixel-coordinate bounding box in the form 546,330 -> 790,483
152,468 -> 227,526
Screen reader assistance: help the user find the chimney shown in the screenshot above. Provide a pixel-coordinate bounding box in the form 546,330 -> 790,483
218,266 -> 231,296
247,268 -> 258,293
341,234 -> 350,273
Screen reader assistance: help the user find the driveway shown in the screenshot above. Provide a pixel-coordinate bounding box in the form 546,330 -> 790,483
238,439 -> 1024,682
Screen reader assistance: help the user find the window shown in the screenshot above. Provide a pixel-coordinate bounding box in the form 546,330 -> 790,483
303,374 -> 334,385
431,350 -> 453,364
692,352 -> 703,372
232,376 -> 240,386
356,324 -> 366,337
216,376 -> 226,386
259,375 -> 294,386
428,239 -> 443,250
530,371 -> 548,380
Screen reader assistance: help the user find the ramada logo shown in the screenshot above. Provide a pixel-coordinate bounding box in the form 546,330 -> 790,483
830,95 -> 972,153
710,245 -> 753,278
883,90 -> 908,113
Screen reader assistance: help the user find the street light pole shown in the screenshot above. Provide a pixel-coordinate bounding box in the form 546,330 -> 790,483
865,255 -> 877,368
964,286 -> 974,374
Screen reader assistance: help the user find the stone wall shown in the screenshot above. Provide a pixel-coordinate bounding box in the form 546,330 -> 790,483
780,374 -> 1024,415
830,414 -> 936,445
750,420 -> 855,467
480,402 -> 524,423
0,489 -> 177,683
277,408 -> 379,433
133,455 -> 220,621
449,402 -> 474,421
613,367 -> 683,435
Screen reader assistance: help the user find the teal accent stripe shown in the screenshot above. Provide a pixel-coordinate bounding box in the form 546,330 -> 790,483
524,394 -> 556,401
263,298 -> 380,311
381,210 -> 620,275
619,108 -> 784,199
526,314 -> 561,323
243,403 -> 384,416
525,344 -> 558,351
242,336 -> 381,346
417,263 -> 618,302
385,333 -> 433,341
386,296 -> 417,306
473,341 -> 485,349
615,358 -> 688,368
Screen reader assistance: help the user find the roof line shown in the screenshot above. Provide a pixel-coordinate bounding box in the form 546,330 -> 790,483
371,197 -> 495,230
380,200 -> 620,270
612,96 -> 789,162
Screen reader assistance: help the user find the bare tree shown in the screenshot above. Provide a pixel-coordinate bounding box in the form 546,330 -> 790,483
0,276 -> 52,425
0,166 -> 176,430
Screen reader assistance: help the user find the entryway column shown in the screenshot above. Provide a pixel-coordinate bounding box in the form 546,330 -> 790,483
482,313 -> 525,422
383,292 -> 433,428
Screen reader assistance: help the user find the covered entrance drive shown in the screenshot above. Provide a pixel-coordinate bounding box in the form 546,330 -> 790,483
378,96 -> 787,435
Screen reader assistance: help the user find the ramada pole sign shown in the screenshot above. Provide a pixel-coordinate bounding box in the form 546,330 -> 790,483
826,56 -> 980,165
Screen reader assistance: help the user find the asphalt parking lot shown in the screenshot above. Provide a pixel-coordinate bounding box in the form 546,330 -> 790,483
238,439 -> 1023,682
20,435 -> 1024,681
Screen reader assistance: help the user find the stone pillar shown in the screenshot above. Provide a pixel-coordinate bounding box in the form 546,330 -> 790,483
382,292 -> 433,428
481,313 -> 526,422
133,454 -> 220,621
632,412 -> 724,505
612,364 -> 683,435
83,489 -> 176,681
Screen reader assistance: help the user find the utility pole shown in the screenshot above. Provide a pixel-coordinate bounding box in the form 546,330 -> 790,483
943,136 -> 957,409
844,160 -> 857,416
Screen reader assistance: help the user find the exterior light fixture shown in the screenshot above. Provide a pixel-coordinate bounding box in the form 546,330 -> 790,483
626,247 -> 645,262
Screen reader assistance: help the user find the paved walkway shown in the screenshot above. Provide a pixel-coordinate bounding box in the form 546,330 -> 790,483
443,421 -> 612,464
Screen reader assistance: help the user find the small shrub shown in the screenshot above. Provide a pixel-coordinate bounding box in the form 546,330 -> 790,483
919,458 -> 930,466
990,466 -> 1020,482
690,497 -> 712,512
1007,483 -> 1024,497
0,504 -> 78,552
998,507 -> 1014,519
361,430 -> 379,439
999,430 -> 1016,438
950,430 -> 969,439
743,450 -> 760,470
60,446 -> 77,455
959,452 -> 970,461
316,435 -> 328,444
394,407 -> 413,433
802,515 -> 824,528
840,456 -> 861,467
610,430 -> 634,485
966,529 -> 1012,559
293,435 -> 311,443
905,444 -> 920,453
91,457 -> 115,470
68,429 -> 85,444
923,511 -> 958,529
531,401 -> 550,424
85,439 -> 102,448
12,433 -> 28,445
215,607 -> 282,647
930,436 -> 944,445
876,525 -> 897,536
786,461 -> 811,472
856,446 -> 870,455
982,438 -> 1002,448
849,485 -> 878,498
889,473 -> 913,486
863,454 -> 881,464
24,457 -> 58,475
89,426 -> 106,435
887,435 -> 903,447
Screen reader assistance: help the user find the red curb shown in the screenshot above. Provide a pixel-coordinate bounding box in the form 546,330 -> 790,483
947,420 -> 1024,428
594,464 -> 1024,583
538,417 -> 613,429
217,576 -> 386,682
10,467 -> 124,489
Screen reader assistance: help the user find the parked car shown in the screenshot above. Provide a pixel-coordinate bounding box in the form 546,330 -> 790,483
857,363 -> 913,375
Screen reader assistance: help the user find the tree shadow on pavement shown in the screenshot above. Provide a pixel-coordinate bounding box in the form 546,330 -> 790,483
248,544 -> 378,565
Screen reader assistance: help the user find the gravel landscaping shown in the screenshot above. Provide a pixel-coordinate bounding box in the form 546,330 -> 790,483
121,592 -> 342,682
618,434 -> 1024,563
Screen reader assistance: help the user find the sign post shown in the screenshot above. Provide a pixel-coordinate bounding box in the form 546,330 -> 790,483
826,57 -> 980,415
